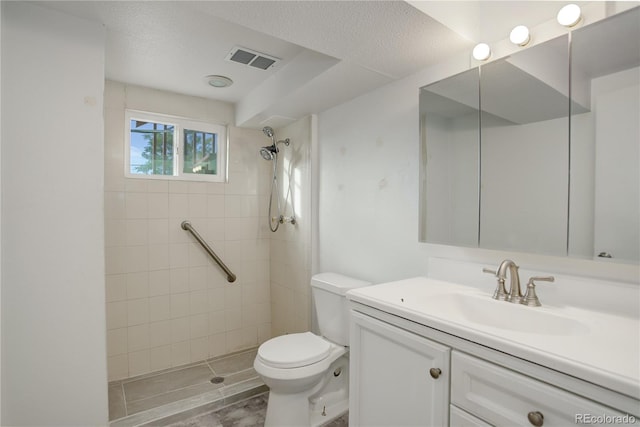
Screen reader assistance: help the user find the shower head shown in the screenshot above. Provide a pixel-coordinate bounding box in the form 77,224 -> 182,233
260,127 -> 289,160
262,126 -> 275,139
260,145 -> 276,161
261,127 -> 277,160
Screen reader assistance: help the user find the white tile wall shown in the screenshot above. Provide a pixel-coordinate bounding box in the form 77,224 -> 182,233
104,82 -> 273,380
269,116 -> 314,336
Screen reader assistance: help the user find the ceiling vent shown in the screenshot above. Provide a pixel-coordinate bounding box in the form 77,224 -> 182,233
225,46 -> 280,71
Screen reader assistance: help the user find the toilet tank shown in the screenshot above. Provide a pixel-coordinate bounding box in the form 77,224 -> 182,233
311,273 -> 371,346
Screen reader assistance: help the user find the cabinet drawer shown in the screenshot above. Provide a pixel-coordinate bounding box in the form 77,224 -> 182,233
451,351 -> 638,426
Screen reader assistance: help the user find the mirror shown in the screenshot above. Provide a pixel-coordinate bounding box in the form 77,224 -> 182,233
419,68 -> 479,246
419,8 -> 639,264
569,7 -> 639,263
479,34 -> 571,257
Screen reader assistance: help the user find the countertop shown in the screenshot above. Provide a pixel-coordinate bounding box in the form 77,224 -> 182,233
346,277 -> 640,400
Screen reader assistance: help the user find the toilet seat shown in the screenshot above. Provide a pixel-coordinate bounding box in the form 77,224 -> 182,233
257,332 -> 331,368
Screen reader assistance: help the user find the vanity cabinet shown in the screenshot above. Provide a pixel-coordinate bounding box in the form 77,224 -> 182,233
349,311 -> 450,426
349,306 -> 639,427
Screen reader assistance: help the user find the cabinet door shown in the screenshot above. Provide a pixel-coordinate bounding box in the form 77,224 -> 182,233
350,311 -> 450,426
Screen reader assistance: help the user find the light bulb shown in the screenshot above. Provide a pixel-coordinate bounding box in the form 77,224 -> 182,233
557,4 -> 582,27
510,25 -> 530,46
472,43 -> 491,61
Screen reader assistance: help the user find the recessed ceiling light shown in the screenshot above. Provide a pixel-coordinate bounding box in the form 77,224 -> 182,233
557,4 -> 582,27
206,75 -> 233,88
472,43 -> 491,61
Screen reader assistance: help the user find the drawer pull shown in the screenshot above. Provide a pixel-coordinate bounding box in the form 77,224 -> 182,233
429,368 -> 441,379
527,411 -> 544,426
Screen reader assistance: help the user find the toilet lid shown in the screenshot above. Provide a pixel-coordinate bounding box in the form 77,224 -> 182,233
258,332 -> 331,369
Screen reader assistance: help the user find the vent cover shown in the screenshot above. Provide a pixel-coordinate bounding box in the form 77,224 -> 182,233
225,46 -> 280,70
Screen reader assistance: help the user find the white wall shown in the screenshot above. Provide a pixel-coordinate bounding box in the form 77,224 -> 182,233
318,76 -> 429,284
104,82 -> 273,381
317,33 -> 639,286
1,2 -> 108,425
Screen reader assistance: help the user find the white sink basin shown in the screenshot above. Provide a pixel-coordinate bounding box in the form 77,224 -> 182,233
418,293 -> 590,335
346,276 -> 640,400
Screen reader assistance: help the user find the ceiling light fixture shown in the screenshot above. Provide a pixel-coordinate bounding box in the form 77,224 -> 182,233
510,25 -> 531,46
557,4 -> 582,27
472,43 -> 491,61
206,75 -> 233,88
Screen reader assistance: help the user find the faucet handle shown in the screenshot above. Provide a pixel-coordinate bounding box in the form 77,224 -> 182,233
483,267 -> 508,300
529,276 -> 555,283
522,276 -> 555,307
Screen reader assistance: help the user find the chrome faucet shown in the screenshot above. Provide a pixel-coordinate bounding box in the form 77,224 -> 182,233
483,259 -> 522,303
498,259 -> 524,304
484,260 -> 555,306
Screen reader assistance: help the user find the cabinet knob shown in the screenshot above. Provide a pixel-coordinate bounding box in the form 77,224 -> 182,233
429,368 -> 441,379
527,411 -> 544,426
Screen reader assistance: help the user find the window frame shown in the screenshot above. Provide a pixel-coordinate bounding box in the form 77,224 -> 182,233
124,109 -> 228,182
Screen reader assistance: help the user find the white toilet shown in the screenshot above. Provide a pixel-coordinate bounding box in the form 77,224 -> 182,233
254,272 -> 371,427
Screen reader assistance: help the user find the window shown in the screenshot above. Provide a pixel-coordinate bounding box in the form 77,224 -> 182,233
125,110 -> 227,182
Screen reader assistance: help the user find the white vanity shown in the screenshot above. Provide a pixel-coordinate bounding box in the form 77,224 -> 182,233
346,260 -> 640,426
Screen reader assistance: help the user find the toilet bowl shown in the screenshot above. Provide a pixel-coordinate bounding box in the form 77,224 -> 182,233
254,273 -> 371,427
255,332 -> 349,426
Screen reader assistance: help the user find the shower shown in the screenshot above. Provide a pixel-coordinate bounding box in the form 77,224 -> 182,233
260,146 -> 276,161
259,127 -> 277,160
260,126 -> 293,232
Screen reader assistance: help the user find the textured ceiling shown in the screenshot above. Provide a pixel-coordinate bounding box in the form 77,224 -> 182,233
192,1 -> 471,79
34,1 -> 596,128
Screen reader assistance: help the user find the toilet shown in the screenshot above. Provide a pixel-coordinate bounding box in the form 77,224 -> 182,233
254,273 -> 371,427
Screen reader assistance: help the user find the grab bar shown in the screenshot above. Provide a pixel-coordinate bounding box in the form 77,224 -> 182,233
181,221 -> 236,283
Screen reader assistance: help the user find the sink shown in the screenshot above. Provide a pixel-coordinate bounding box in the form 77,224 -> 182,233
346,275 -> 638,398
412,293 -> 590,336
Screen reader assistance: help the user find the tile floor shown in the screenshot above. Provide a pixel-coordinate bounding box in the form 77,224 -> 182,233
146,392 -> 269,427
147,392 -> 349,427
109,348 -> 267,427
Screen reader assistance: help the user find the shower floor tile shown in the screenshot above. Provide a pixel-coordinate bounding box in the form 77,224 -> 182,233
124,365 -> 217,403
208,348 -> 257,375
109,348 -> 266,426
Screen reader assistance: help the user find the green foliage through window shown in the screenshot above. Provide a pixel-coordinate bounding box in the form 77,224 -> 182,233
126,110 -> 226,182
130,120 -> 174,175
183,130 -> 217,175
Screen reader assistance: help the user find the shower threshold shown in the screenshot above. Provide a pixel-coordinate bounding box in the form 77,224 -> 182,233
108,347 -> 267,427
